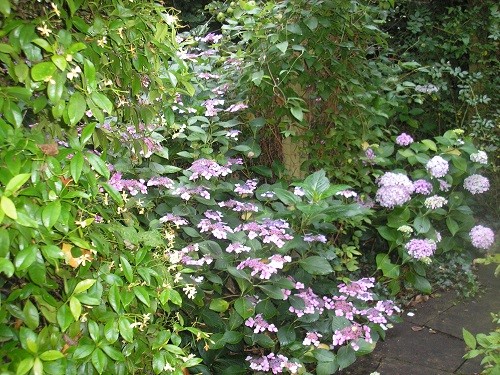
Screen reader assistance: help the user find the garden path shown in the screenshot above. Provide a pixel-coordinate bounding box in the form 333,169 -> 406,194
338,264 -> 499,375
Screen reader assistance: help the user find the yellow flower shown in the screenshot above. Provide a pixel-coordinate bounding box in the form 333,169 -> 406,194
37,23 -> 52,37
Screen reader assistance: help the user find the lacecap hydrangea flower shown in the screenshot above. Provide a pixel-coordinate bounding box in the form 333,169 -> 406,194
463,174 -> 490,194
426,156 -> 449,178
469,225 -> 495,250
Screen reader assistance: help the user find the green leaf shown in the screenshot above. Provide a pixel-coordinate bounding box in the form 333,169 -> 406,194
80,123 -> 96,145
463,328 -> 476,350
413,275 -> 432,294
74,279 -> 96,295
0,227 -> 10,257
305,16 -> 318,30
101,345 -> 125,361
234,297 -> 254,319
120,256 -> 133,283
69,296 -> 82,321
209,298 -> 229,312
446,217 -> 459,236
41,200 -> 61,228
14,245 -> 37,271
68,92 -> 86,125
86,153 -> 110,179
275,41 -> 288,54
0,258 -> 15,277
100,183 -> 123,204
290,106 -> 304,122
414,216 -> 431,234
108,284 -> 121,313
304,170 -> 330,195
337,345 -> 356,370
1,195 -> 17,220
376,253 -> 400,278
0,0 -> 11,16
47,73 -> 65,104
4,173 -> 31,196
277,325 -> 296,346
70,151 -> 84,183
39,350 -> 64,361
133,286 -> 150,307
84,59 -> 96,91
92,348 -> 108,374
299,256 -> 333,275
16,357 -> 34,375
51,55 -> 67,71
258,284 -> 286,299
56,305 -> 74,332
91,92 -> 113,114
31,62 -> 57,82
118,317 -> 133,342
421,139 -> 437,151
73,343 -> 95,359
23,300 -> 39,330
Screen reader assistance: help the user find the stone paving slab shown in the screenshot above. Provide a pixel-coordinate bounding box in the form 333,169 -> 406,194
376,357 -> 456,375
339,264 -> 499,375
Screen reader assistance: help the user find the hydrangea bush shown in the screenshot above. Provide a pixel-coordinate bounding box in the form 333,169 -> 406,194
362,129 -> 495,294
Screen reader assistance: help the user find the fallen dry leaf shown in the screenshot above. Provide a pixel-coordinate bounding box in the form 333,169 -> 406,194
411,326 -> 424,331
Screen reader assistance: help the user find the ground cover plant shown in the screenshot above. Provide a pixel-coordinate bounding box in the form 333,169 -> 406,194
0,0 -> 497,374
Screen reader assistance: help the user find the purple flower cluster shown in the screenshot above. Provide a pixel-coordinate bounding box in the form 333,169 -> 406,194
338,278 -> 375,301
234,179 -> 258,196
246,353 -> 301,374
245,314 -> 278,333
463,174 -> 490,195
226,102 -> 248,112
235,219 -> 293,248
188,158 -> 232,180
147,176 -> 174,188
159,213 -> 188,226
375,172 -> 415,208
469,225 -> 495,250
293,187 -> 306,197
202,98 -> 225,117
413,179 -> 433,195
289,287 -> 324,317
225,242 -> 251,254
178,244 -> 213,266
426,156 -> 449,178
236,255 -> 292,279
172,185 -> 210,201
117,124 -> 162,158
438,179 -> 451,192
197,210 -> 233,239
395,133 -> 414,146
332,323 -> 372,351
109,172 -> 147,196
323,296 -> 357,320
336,190 -> 358,198
405,239 -> 437,259
303,331 -> 322,347
303,234 -> 328,243
218,199 -> 259,213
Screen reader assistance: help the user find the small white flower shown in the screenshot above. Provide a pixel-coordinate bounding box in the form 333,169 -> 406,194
37,22 -> 52,37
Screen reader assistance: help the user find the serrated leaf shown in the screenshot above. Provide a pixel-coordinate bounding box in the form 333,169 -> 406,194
234,297 -> 254,319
